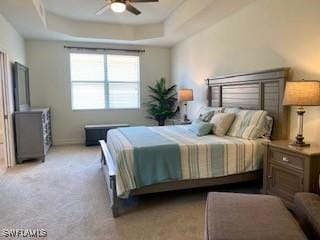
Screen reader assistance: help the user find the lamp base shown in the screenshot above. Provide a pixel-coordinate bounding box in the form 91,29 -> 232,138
289,108 -> 310,147
289,142 -> 310,147
290,133 -> 310,147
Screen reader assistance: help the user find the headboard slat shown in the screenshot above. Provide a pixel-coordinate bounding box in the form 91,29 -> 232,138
206,68 -> 289,140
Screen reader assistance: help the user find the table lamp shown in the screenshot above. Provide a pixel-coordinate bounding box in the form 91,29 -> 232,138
282,80 -> 320,147
179,89 -> 193,121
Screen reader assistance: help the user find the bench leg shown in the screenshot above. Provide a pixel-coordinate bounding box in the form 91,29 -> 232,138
110,175 -> 120,217
100,148 -> 105,167
112,203 -> 119,217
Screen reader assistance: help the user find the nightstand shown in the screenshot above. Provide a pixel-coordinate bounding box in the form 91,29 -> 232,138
263,140 -> 320,209
171,119 -> 192,125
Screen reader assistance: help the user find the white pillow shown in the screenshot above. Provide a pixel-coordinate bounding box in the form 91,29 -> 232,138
210,113 -> 236,137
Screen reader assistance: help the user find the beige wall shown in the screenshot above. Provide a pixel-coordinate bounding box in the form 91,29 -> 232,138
172,0 -> 320,144
26,40 -> 171,145
0,14 -> 26,64
0,13 -> 25,166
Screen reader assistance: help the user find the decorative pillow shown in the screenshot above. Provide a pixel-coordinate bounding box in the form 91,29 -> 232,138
197,106 -> 223,122
227,110 -> 268,139
210,113 -> 236,137
261,115 -> 274,138
189,119 -> 213,136
199,110 -> 215,122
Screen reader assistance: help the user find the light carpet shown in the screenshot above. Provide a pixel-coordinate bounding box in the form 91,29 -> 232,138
0,145 -> 260,240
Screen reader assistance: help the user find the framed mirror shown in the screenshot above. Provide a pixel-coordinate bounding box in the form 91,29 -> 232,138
13,62 -> 30,111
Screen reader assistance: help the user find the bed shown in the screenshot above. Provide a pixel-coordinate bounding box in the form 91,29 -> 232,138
100,68 -> 289,217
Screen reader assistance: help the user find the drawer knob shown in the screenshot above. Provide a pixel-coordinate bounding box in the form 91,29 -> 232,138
282,157 -> 289,162
268,176 -> 272,179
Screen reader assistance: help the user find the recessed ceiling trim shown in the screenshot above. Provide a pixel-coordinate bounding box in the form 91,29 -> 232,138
47,12 -> 164,41
43,0 -> 184,25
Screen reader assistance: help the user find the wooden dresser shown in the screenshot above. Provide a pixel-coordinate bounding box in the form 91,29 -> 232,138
14,108 -> 52,163
263,140 -> 320,208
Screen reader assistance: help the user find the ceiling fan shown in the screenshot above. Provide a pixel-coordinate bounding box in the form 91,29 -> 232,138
96,0 -> 159,16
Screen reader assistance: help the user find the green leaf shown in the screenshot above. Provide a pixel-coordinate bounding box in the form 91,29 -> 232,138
145,77 -> 178,125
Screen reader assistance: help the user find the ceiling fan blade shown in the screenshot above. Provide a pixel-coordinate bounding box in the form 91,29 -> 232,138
126,3 -> 141,15
96,4 -> 110,15
130,0 -> 159,2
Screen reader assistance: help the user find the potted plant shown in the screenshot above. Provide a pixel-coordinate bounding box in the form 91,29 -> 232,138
146,78 -> 178,126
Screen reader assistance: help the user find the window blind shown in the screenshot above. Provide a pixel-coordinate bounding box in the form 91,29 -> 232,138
107,55 -> 140,109
70,53 -> 140,110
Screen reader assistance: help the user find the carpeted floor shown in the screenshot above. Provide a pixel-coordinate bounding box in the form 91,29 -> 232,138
0,145 -> 261,240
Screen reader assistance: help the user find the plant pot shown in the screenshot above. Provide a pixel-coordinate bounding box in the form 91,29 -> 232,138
158,119 -> 166,126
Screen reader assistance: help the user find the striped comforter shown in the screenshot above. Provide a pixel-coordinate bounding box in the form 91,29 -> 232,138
107,125 -> 268,197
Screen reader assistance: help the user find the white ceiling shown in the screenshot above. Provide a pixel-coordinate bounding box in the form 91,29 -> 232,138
0,0 -> 256,46
43,0 -> 184,25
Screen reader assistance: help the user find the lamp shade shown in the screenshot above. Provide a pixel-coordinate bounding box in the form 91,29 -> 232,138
179,89 -> 193,101
282,81 -> 320,106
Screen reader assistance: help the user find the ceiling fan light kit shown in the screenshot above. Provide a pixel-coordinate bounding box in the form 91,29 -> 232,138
96,0 -> 159,16
111,2 -> 126,13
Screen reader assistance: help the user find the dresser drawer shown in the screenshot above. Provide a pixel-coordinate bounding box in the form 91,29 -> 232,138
270,148 -> 304,171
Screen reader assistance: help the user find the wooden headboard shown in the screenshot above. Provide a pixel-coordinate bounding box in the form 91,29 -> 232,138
206,68 -> 289,140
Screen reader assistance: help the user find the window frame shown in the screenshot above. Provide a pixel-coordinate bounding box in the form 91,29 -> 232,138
69,52 -> 141,111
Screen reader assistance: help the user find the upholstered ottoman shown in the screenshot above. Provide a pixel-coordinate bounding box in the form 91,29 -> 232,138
205,192 -> 306,240
294,192 -> 320,239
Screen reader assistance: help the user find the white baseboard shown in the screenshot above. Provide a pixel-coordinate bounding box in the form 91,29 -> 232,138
53,138 -> 85,146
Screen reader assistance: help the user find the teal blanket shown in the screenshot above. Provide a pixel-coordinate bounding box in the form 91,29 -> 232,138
118,127 -> 181,187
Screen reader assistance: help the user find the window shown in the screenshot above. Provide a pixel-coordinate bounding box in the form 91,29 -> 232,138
70,53 -> 140,110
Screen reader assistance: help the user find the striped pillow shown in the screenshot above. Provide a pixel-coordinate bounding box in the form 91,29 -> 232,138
223,107 -> 241,114
227,110 -> 267,139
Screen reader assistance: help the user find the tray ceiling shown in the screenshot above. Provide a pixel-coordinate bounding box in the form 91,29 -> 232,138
0,0 -> 256,46
43,0 -> 184,24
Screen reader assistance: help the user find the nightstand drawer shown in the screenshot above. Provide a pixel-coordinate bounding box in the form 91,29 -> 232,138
270,149 -> 304,170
